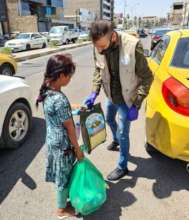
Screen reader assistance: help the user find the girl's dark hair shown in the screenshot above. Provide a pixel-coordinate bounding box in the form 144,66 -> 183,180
36,54 -> 75,107
90,20 -> 114,42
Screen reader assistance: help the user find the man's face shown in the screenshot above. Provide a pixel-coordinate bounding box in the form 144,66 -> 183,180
94,34 -> 111,54
94,32 -> 117,54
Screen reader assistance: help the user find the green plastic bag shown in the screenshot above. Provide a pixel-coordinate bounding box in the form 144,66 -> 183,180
69,158 -> 107,215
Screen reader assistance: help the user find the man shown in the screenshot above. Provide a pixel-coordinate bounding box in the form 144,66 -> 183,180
85,20 -> 153,181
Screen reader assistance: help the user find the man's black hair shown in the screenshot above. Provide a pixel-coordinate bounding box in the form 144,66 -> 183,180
90,20 -> 114,42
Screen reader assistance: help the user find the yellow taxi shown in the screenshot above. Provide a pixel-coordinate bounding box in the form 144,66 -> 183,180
146,29 -> 189,168
0,53 -> 17,76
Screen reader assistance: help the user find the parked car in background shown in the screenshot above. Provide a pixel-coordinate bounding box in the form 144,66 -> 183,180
151,28 -> 172,50
0,35 -> 7,47
10,31 -> 20,39
0,53 -> 17,76
0,75 -> 33,149
137,28 -> 148,38
49,26 -> 71,45
146,29 -> 189,170
5,33 -> 47,52
69,28 -> 80,43
78,31 -> 89,41
40,32 -> 50,42
183,25 -> 189,29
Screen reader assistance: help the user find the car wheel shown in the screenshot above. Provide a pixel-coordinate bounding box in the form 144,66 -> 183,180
186,163 -> 189,173
66,39 -> 69,44
26,44 -> 31,50
145,142 -> 156,154
2,102 -> 32,149
42,42 -> 46,48
0,63 -> 15,76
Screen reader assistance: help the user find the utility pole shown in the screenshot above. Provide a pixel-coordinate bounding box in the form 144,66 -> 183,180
187,2 -> 189,26
124,0 -> 127,18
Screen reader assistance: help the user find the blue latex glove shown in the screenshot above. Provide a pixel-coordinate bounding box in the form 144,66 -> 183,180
84,92 -> 98,109
127,105 -> 139,121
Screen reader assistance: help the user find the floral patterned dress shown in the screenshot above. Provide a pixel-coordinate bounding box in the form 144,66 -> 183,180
43,90 -> 75,190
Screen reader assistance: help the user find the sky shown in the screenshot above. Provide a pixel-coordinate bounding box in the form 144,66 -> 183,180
114,0 -> 174,17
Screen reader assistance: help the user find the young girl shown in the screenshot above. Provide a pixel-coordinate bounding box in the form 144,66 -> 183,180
36,54 -> 84,219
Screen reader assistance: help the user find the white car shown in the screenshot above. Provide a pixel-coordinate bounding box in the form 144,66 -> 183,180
78,31 -> 89,41
5,33 -> 48,52
0,75 -> 33,149
49,26 -> 71,45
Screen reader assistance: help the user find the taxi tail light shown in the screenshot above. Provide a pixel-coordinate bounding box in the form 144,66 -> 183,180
162,77 -> 189,116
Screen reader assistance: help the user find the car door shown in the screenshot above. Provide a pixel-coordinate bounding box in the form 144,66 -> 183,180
35,33 -> 45,48
31,34 -> 39,48
64,27 -> 69,42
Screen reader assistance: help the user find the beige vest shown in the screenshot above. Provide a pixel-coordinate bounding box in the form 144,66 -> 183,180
95,32 -> 140,107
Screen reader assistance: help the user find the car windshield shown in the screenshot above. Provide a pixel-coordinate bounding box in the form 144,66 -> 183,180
16,34 -> 31,39
50,28 -> 63,34
171,37 -> 189,69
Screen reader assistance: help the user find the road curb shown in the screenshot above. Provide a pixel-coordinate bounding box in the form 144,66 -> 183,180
15,41 -> 91,62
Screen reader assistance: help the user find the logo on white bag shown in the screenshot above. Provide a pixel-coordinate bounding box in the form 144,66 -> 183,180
86,113 -> 105,136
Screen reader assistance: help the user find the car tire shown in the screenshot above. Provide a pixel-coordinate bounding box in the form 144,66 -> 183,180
26,44 -> 31,50
145,142 -> 156,154
0,63 -> 15,76
2,102 -> 32,149
42,42 -> 46,48
66,39 -> 69,44
186,163 -> 189,173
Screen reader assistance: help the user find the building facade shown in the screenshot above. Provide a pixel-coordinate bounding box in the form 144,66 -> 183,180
63,0 -> 114,29
169,0 -> 189,26
142,16 -> 160,27
6,0 -> 64,33
183,0 -> 189,25
101,0 -> 114,21
0,0 -> 9,35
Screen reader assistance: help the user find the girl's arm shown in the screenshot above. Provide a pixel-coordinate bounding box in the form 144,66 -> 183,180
63,119 -> 84,160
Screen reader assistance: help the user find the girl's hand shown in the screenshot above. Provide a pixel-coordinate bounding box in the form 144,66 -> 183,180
74,147 -> 84,161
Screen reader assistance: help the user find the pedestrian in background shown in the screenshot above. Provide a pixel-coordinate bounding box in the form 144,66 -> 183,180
36,54 -> 84,219
85,20 -> 153,181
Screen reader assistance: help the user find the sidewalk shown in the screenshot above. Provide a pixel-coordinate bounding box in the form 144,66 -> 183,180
13,41 -> 91,62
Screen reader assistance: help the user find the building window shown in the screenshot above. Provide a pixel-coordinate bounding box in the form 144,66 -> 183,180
45,6 -> 56,15
20,0 -> 31,16
173,4 -> 184,10
51,0 -> 63,8
0,0 -> 7,21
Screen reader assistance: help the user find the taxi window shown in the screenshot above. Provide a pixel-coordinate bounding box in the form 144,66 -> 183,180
171,37 -> 189,69
151,36 -> 170,64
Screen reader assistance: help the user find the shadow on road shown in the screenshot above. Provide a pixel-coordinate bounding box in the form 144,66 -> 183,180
83,179 -> 137,220
0,117 -> 46,204
83,150 -> 188,220
129,152 -> 189,199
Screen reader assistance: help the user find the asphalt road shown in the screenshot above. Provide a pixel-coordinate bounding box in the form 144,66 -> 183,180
0,41 -> 189,220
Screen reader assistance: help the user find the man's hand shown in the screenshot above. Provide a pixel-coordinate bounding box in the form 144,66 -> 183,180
127,105 -> 139,121
84,92 -> 98,109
